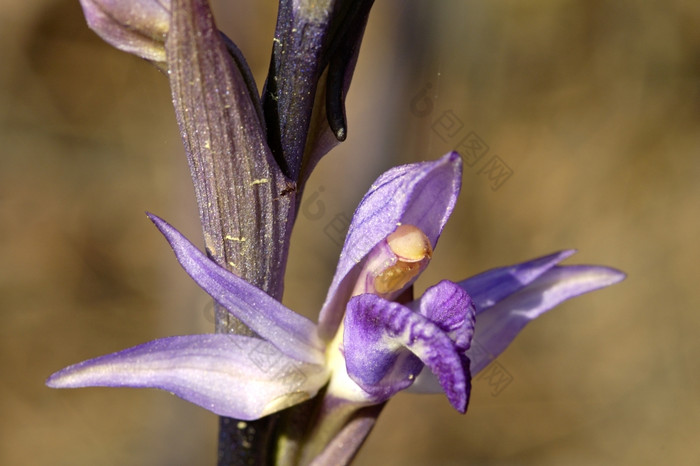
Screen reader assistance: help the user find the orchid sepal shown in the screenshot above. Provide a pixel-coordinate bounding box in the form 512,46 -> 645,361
148,213 -> 325,365
411,259 -> 626,393
46,334 -> 328,420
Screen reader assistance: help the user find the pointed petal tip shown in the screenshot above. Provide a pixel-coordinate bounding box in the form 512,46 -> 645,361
145,213 -> 325,364
44,335 -> 329,419
446,150 -> 462,163
146,212 -> 167,230
45,360 -> 92,389
45,360 -> 114,390
442,151 -> 463,173
614,269 -> 627,282
555,263 -> 627,291
556,249 -> 578,260
45,371 -> 64,389
442,378 -> 468,413
444,386 -> 469,415
530,249 -> 578,267
146,212 -> 175,241
589,265 -> 627,286
545,250 -> 626,287
146,213 -> 189,257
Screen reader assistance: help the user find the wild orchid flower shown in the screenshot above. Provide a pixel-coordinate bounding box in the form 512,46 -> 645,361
47,152 -> 624,433
64,1 -> 624,463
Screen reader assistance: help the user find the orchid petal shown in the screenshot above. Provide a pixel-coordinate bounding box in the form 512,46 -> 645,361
416,280 -> 476,352
411,263 -> 625,394
344,294 -> 470,412
149,214 -> 325,364
459,250 -> 576,314
469,264 -> 625,374
47,335 -> 328,420
318,152 -> 462,339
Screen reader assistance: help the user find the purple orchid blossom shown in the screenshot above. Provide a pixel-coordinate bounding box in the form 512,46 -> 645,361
47,152 -> 624,433
60,1 -> 625,464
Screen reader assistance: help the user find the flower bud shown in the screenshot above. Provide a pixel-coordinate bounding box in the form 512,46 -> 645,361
80,0 -> 170,65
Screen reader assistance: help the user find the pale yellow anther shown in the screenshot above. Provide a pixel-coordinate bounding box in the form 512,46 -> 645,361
374,261 -> 421,294
386,224 -> 432,262
374,225 -> 432,295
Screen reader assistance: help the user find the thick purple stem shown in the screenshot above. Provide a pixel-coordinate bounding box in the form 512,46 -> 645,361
166,0 -> 296,463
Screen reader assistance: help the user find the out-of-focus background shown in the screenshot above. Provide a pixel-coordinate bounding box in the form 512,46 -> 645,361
2,0 -> 698,464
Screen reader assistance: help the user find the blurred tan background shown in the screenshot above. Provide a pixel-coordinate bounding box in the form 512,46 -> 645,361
2,0 -> 698,465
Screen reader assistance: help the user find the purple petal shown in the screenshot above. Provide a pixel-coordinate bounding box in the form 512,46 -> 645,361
459,250 -> 576,314
46,335 -> 328,420
80,0 -> 170,63
469,265 -> 625,374
149,214 -> 325,364
344,294 -> 470,412
416,280 -> 476,352
318,152 -> 463,339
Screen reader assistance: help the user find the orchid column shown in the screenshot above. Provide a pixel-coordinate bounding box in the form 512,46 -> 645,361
78,0 -> 374,463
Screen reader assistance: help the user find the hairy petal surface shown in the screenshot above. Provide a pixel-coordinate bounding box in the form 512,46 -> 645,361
47,335 -> 328,420
344,294 -> 470,412
150,214 -> 324,364
468,264 -> 625,374
318,152 -> 462,339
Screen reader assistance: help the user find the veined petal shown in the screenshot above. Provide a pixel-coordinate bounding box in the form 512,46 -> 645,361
459,250 -> 576,314
318,152 -> 462,339
344,294 -> 470,412
46,335 -> 329,420
416,280 -> 476,352
149,214 -> 325,364
469,264 -> 626,374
